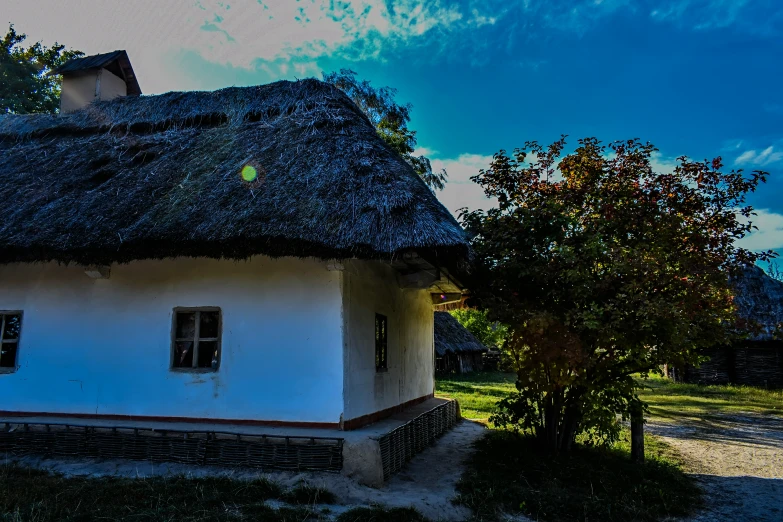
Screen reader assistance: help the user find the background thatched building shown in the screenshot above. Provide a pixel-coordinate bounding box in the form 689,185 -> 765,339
677,266 -> 783,388
434,312 -> 488,373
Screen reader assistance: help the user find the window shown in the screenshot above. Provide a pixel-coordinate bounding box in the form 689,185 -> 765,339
172,308 -> 221,371
0,312 -> 22,372
375,313 -> 388,372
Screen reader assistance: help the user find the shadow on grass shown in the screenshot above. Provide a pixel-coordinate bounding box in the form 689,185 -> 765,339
0,465 -> 348,521
637,377 -> 783,417
437,371 -> 516,385
436,382 -> 511,399
456,430 -> 702,522
436,372 -> 517,422
0,464 -> 437,522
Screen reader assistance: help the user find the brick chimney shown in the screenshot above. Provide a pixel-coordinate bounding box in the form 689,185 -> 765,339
52,50 -> 141,113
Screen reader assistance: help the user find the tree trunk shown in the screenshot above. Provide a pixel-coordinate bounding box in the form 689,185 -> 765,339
541,390 -> 582,453
559,406 -> 580,452
543,396 -> 559,451
630,402 -> 644,463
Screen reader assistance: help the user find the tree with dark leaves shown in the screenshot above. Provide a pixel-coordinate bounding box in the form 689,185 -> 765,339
462,137 -> 774,452
324,69 -> 446,191
0,24 -> 83,114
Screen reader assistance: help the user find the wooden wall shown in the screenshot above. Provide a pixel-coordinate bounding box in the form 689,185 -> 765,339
435,353 -> 484,374
676,342 -> 783,388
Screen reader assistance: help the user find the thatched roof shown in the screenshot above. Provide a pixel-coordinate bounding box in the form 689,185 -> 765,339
0,79 -> 467,266
733,265 -> 783,341
434,312 -> 487,356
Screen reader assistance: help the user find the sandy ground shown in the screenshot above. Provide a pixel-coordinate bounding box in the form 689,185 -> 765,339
648,414 -> 783,522
6,420 -> 487,522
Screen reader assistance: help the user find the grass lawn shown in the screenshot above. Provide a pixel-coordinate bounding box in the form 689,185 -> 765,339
0,465 -> 424,522
437,372 -> 704,521
435,371 -> 515,423
637,373 -> 783,421
436,371 -> 783,424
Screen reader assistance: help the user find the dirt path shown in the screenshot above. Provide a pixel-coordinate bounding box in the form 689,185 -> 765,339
647,414 -> 783,522
331,419 -> 487,521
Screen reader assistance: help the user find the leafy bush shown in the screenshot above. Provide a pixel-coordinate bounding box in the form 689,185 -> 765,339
456,430 -> 701,522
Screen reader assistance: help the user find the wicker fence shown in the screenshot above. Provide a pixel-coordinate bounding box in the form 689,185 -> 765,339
377,399 -> 459,480
677,341 -> 783,388
0,422 -> 344,472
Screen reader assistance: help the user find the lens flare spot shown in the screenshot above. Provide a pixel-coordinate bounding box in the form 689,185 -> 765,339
241,165 -> 258,182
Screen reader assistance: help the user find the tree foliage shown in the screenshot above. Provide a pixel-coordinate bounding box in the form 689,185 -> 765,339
323,69 -> 446,191
0,24 -> 83,114
461,137 -> 773,451
450,309 -> 508,349
766,261 -> 783,282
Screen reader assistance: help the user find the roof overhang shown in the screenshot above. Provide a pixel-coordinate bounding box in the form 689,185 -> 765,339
390,252 -> 466,306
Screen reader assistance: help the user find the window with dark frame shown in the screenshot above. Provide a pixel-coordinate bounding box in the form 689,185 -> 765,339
0,312 -> 22,371
172,308 -> 221,370
375,313 -> 388,372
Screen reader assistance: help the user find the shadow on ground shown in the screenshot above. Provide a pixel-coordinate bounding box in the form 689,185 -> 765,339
686,475 -> 783,522
649,412 -> 783,522
649,414 -> 783,449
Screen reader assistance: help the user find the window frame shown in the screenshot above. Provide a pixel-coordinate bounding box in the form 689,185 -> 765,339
170,307 -> 222,372
0,311 -> 23,374
375,313 -> 388,373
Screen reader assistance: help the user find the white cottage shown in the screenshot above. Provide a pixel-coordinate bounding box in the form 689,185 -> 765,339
0,52 -> 467,482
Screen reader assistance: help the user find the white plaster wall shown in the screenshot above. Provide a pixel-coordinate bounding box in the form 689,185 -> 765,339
98,68 -> 127,101
341,260 -> 434,421
60,71 -> 98,113
0,257 -> 344,423
60,69 -> 126,113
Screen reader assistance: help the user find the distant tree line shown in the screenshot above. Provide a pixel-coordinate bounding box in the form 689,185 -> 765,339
0,24 -> 82,114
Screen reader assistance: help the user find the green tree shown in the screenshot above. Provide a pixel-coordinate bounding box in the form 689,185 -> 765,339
450,309 -> 508,349
323,69 -> 447,190
0,24 -> 83,114
461,137 -> 773,451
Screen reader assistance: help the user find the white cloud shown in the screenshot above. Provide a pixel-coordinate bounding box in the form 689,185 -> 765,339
649,151 -> 679,173
3,0 -> 494,93
412,146 -> 438,157
737,209 -> 783,252
428,153 -> 497,217
734,146 -> 783,167
650,0 -> 752,30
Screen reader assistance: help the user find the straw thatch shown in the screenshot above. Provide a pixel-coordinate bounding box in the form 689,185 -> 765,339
434,312 -> 487,356
732,265 -> 783,340
0,79 -> 468,266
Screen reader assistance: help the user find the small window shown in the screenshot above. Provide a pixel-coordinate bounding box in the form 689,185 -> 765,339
172,308 -> 221,371
375,313 -> 388,372
0,312 -> 22,372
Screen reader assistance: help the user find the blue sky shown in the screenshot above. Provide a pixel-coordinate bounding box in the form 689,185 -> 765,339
5,0 -> 783,255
